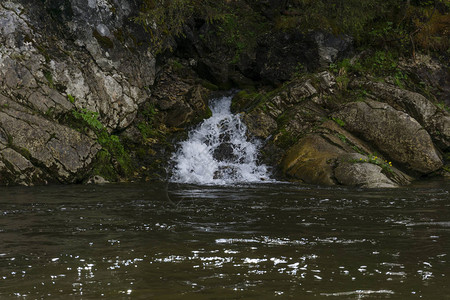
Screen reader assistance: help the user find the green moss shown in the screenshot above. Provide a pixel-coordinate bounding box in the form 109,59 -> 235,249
170,59 -> 184,71
231,90 -> 265,112
275,128 -> 298,150
331,117 -> 346,127
91,150 -> 117,181
437,102 -> 450,113
351,154 -> 394,173
43,69 -> 54,88
67,94 -> 75,104
137,122 -> 159,140
71,108 -> 133,179
200,80 -> 219,91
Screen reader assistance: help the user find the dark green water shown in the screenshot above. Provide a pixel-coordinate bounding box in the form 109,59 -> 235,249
0,180 -> 449,299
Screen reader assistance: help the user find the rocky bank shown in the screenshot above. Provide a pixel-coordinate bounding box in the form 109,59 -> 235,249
0,0 -> 449,187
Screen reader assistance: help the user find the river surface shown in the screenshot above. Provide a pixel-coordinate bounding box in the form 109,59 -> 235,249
0,180 -> 449,299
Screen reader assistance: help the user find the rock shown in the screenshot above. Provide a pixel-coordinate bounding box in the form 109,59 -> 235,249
0,97 -> 100,184
399,53 -> 450,106
242,110 -> 277,139
0,0 -> 158,185
151,63 -> 211,128
312,31 -> 354,68
317,71 -> 336,92
332,100 -> 443,174
281,122 -> 413,187
282,134 -> 344,186
350,79 -> 450,151
334,153 -> 397,188
213,143 -> 236,162
87,175 -> 109,184
0,148 -> 46,186
0,0 -> 156,131
254,31 -> 352,84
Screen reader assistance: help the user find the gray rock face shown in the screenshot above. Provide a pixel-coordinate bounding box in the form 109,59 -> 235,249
0,0 -> 155,130
332,100 -> 443,174
0,0 -> 156,185
0,96 -> 100,185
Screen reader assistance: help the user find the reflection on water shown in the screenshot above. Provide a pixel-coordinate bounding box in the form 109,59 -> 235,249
0,180 -> 449,299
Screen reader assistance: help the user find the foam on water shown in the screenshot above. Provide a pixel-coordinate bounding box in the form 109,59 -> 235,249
170,95 -> 272,185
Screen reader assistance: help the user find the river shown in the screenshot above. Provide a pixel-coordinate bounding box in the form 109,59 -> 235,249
0,179 -> 449,299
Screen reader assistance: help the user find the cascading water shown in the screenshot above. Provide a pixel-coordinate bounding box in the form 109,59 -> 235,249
170,95 -> 272,185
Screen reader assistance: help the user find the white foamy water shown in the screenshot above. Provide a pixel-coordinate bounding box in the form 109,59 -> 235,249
170,95 -> 272,185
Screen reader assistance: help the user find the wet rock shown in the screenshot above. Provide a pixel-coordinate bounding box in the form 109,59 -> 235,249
151,62 -> 211,128
243,110 -> 277,139
281,121 -> 413,187
332,100 -> 443,174
213,143 -> 236,162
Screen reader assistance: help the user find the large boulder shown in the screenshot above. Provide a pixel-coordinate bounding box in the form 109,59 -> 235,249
282,134 -> 344,186
281,121 -> 412,187
350,79 -> 450,151
332,100 -> 443,174
334,154 -> 398,188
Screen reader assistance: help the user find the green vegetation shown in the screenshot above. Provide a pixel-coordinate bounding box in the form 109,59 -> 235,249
437,102 -> 450,113
352,154 -> 394,173
136,103 -> 159,140
134,0 -> 449,59
67,94 -> 75,104
332,117 -> 346,127
71,108 -> 132,180
275,128 -> 298,150
43,69 -> 54,88
134,0 -> 268,56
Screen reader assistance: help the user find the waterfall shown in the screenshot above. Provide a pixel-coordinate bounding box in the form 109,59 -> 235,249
170,95 -> 272,185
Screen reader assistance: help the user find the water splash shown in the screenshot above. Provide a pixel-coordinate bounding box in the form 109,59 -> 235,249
170,95 -> 272,185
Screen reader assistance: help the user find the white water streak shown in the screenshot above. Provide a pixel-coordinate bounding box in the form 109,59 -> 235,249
171,95 -> 271,185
